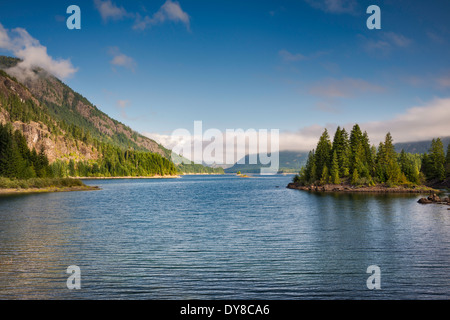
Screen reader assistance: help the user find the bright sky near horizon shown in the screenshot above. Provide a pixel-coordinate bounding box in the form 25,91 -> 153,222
1,0 -> 450,151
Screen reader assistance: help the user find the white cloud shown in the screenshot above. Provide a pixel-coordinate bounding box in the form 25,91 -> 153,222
116,99 -> 132,119
93,0 -> 191,31
146,125 -> 335,162
145,132 -> 184,152
280,97 -> 450,151
437,76 -> 450,88
305,0 -> 358,14
94,0 -> 132,22
427,31 -> 446,44
315,101 -> 341,114
0,24 -> 10,48
0,23 -> 78,81
278,49 -> 330,63
361,97 -> 450,143
117,99 -> 130,109
109,47 -> 136,72
361,32 -> 413,56
144,129 -> 280,165
309,77 -> 385,99
279,49 -> 307,62
133,0 -> 190,31
278,125 -> 330,151
399,73 -> 450,90
307,77 -> 385,113
383,32 -> 412,48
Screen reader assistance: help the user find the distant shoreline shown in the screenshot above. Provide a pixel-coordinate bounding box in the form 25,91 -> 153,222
180,173 -> 224,176
78,175 -> 180,180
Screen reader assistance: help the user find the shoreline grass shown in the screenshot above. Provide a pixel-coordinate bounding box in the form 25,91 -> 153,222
0,177 -> 99,194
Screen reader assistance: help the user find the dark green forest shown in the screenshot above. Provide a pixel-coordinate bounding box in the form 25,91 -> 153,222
50,143 -> 178,178
294,124 -> 450,187
177,162 -> 224,174
0,123 -> 178,180
0,123 -> 51,179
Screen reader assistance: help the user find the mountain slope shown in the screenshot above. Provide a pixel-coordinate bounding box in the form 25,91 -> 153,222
395,137 -> 450,154
0,55 -> 221,176
0,56 -> 169,157
0,69 -> 100,163
0,67 -> 179,178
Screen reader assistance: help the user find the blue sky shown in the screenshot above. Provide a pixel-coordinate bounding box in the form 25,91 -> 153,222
1,0 -> 450,150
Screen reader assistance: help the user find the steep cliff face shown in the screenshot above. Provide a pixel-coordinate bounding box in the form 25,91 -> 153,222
11,120 -> 100,163
0,73 -> 100,163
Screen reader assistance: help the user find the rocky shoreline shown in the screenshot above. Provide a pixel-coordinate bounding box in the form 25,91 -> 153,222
286,182 -> 440,194
417,194 -> 450,208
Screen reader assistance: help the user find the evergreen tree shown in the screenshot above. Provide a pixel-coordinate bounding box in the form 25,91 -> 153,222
341,129 -> 350,177
375,133 -> 402,184
399,149 -> 408,175
310,156 -> 317,184
302,150 -> 316,183
384,133 -> 402,184
332,126 -> 350,178
354,142 -> 369,179
320,165 -> 329,185
68,159 -> 76,177
398,149 -> 420,184
0,124 -> 38,178
428,138 -> 446,181
315,129 -> 332,181
330,150 -> 340,184
349,124 -> 363,174
446,143 -> 450,176
351,168 -> 359,185
375,142 -> 386,182
35,146 -> 50,178
362,131 -> 374,176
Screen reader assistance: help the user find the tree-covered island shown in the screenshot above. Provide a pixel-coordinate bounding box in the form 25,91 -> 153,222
288,124 -> 449,193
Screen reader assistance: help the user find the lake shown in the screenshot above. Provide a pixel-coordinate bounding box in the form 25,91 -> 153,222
0,175 -> 448,299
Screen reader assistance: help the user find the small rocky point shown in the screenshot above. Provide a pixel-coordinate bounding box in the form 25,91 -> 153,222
417,194 -> 450,206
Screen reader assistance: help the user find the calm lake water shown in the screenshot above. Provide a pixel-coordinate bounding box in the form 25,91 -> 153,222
0,175 -> 449,300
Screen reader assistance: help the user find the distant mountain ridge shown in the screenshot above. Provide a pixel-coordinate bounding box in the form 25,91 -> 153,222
394,137 -> 450,154
224,150 -> 308,174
